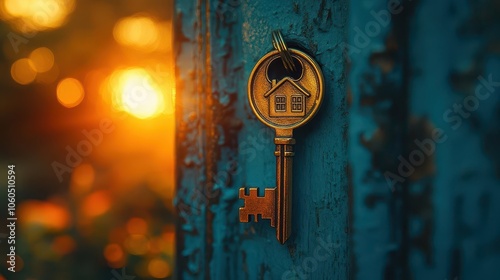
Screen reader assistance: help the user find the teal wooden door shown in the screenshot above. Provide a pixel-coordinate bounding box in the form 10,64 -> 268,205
174,0 -> 349,279
174,0 -> 500,279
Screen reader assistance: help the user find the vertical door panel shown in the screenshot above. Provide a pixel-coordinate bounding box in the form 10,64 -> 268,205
408,0 -> 500,279
349,0 -> 500,279
175,0 -> 350,279
348,0 -> 413,278
176,0 -> 500,279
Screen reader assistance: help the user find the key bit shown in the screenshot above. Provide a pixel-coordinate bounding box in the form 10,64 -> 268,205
239,188 -> 276,227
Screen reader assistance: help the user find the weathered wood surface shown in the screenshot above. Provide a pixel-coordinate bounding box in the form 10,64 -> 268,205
175,0 -> 349,279
350,0 -> 500,279
175,0 -> 500,279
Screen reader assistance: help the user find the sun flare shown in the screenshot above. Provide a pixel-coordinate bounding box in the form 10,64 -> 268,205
104,68 -> 166,119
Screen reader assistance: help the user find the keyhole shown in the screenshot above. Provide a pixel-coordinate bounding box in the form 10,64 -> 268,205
266,56 -> 303,82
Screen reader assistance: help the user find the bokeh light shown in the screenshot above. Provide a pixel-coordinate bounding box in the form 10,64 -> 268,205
103,67 -> 167,119
1,0 -> 75,32
56,77 -> 84,108
113,16 -> 159,50
52,235 -> 76,255
18,200 -> 70,230
1,0 -> 176,278
103,243 -> 124,263
81,190 -> 111,218
126,217 -> 148,235
70,163 -> 95,195
148,258 -> 172,279
124,234 -> 149,255
162,226 -> 175,256
29,47 -> 55,73
11,58 -> 37,85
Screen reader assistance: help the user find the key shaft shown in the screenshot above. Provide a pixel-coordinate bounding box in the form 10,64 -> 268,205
275,136 -> 295,244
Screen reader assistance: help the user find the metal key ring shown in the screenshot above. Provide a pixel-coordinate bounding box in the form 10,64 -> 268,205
271,30 -> 297,72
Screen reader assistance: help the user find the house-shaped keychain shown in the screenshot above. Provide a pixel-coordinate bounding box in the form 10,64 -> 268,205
264,77 -> 311,118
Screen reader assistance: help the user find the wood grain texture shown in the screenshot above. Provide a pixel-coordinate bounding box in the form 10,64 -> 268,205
408,0 -> 500,279
175,0 -> 350,279
348,0 -> 413,278
349,0 -> 500,279
238,0 -> 350,278
175,0 -> 500,279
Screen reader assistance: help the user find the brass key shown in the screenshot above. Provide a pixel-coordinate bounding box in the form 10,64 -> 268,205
239,31 -> 324,244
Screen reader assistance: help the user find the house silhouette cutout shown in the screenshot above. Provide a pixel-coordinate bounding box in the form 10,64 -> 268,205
264,77 -> 311,117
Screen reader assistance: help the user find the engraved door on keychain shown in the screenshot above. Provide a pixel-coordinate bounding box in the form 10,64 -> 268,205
239,30 -> 324,244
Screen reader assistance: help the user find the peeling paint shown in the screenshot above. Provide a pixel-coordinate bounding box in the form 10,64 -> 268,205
176,0 -> 500,279
176,0 -> 349,279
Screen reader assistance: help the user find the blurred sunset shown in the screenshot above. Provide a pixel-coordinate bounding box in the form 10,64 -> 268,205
0,0 -> 175,279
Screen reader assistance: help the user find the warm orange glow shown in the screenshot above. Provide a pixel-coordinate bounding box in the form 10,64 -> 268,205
36,63 -> 59,84
113,16 -> 159,50
155,21 -> 173,52
109,227 -> 127,244
29,47 -> 54,73
104,67 -> 167,119
2,0 -> 75,32
81,191 -> 111,218
70,163 -> 95,195
104,243 -> 124,263
52,235 -> 76,255
126,217 -> 148,235
18,200 -> 70,230
2,0 -> 177,274
56,78 -> 84,108
162,227 -> 175,256
148,258 -> 172,279
124,234 -> 149,255
167,87 -> 175,114
11,58 -> 37,85
149,237 -> 166,254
